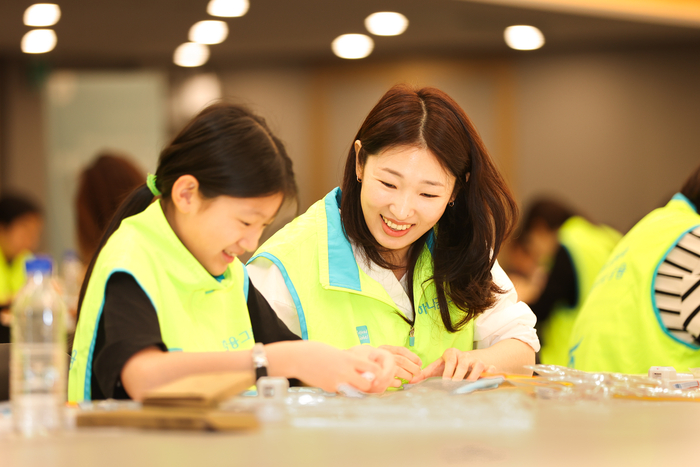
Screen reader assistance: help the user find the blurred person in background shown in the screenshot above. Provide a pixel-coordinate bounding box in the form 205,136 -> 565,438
0,194 -> 43,343
76,151 -> 145,265
499,198 -> 621,366
569,163 -> 700,373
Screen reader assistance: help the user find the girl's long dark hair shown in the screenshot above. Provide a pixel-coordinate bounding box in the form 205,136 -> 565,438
341,85 -> 517,332
77,103 -> 296,318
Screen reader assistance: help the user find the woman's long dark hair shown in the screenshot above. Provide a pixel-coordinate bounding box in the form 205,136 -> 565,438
341,85 -> 517,332
77,103 -> 296,317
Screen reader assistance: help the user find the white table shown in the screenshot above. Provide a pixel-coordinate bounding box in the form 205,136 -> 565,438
1,382 -> 697,467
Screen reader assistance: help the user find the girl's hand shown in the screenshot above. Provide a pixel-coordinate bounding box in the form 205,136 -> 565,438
273,341 -> 389,394
347,345 -> 399,392
416,348 -> 497,382
377,345 -> 422,383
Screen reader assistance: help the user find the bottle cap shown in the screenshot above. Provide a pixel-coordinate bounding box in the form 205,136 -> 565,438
25,255 -> 53,275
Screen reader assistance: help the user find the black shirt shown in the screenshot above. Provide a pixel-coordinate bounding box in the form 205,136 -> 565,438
90,272 -> 300,400
529,246 -> 578,345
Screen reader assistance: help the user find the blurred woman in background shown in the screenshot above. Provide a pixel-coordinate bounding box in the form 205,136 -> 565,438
76,151 -> 145,264
499,198 -> 621,366
0,194 -> 43,343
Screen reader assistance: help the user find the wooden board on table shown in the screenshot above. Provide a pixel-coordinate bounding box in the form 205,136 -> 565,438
142,371 -> 255,409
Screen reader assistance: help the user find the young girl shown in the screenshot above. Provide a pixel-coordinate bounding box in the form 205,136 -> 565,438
248,85 -> 539,382
68,103 -> 396,402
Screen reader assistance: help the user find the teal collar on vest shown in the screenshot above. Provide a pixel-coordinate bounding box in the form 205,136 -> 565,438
323,187 -> 436,291
671,192 -> 697,212
324,188 -> 362,291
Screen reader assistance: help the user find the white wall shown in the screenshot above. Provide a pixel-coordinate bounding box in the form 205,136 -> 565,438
5,47 -> 700,259
514,49 -> 700,232
44,70 -> 167,259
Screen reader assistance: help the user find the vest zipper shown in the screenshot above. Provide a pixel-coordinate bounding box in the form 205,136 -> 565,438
409,326 -> 415,347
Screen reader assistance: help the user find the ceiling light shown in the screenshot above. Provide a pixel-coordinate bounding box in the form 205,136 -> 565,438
24,3 -> 61,27
21,29 -> 57,54
504,25 -> 545,51
331,34 -> 374,59
174,42 -> 210,67
207,0 -> 249,18
365,12 -> 408,36
189,20 -> 229,45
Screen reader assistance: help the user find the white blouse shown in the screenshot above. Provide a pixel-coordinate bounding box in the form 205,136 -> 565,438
247,249 -> 540,352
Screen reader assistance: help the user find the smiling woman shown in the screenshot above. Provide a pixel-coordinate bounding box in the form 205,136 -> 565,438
248,84 -> 539,383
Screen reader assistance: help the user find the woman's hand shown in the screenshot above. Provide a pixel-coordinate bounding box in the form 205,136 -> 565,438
271,341 -> 393,394
347,345 -> 399,392
377,345 -> 422,383
417,348 -> 496,382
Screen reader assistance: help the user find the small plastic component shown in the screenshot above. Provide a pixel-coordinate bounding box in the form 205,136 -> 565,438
671,380 -> 700,390
256,377 -> 289,401
648,366 -> 676,380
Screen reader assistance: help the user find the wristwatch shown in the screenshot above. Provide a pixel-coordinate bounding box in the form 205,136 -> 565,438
252,343 -> 269,380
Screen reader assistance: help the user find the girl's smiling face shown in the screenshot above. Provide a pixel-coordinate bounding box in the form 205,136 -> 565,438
167,175 -> 283,276
356,142 -> 456,267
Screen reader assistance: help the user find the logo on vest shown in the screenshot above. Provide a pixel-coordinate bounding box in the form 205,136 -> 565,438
356,325 -> 370,344
418,297 -> 440,315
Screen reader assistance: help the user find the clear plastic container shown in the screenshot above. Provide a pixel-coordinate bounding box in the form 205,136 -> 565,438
10,256 -> 67,436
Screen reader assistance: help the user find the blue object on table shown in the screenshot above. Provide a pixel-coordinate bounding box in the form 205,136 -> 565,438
451,376 -> 505,395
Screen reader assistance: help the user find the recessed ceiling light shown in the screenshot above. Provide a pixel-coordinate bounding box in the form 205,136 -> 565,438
189,20 -> 229,45
504,25 -> 545,51
365,12 -> 408,36
207,0 -> 249,18
21,29 -> 57,54
24,3 -> 61,27
174,42 -> 210,67
332,34 -> 374,59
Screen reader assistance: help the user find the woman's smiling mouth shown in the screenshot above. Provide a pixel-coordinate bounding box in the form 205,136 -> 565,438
381,214 -> 414,236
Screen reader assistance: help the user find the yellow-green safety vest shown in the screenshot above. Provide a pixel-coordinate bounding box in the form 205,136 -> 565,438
568,194 -> 700,373
250,188 -> 474,368
68,200 -> 253,402
0,246 -> 31,305
539,216 -> 621,365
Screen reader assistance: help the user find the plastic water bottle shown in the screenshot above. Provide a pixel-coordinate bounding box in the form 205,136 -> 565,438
10,256 -> 67,436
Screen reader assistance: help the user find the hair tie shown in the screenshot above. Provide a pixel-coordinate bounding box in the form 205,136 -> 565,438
146,173 -> 161,196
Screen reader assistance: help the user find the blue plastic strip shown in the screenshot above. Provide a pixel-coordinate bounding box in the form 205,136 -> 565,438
325,188 -> 361,291
651,226 -> 700,350
250,252 -> 308,340
84,269 -> 158,401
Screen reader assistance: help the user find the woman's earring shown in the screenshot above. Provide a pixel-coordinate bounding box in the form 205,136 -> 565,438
448,201 -> 455,207
357,177 -> 362,183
